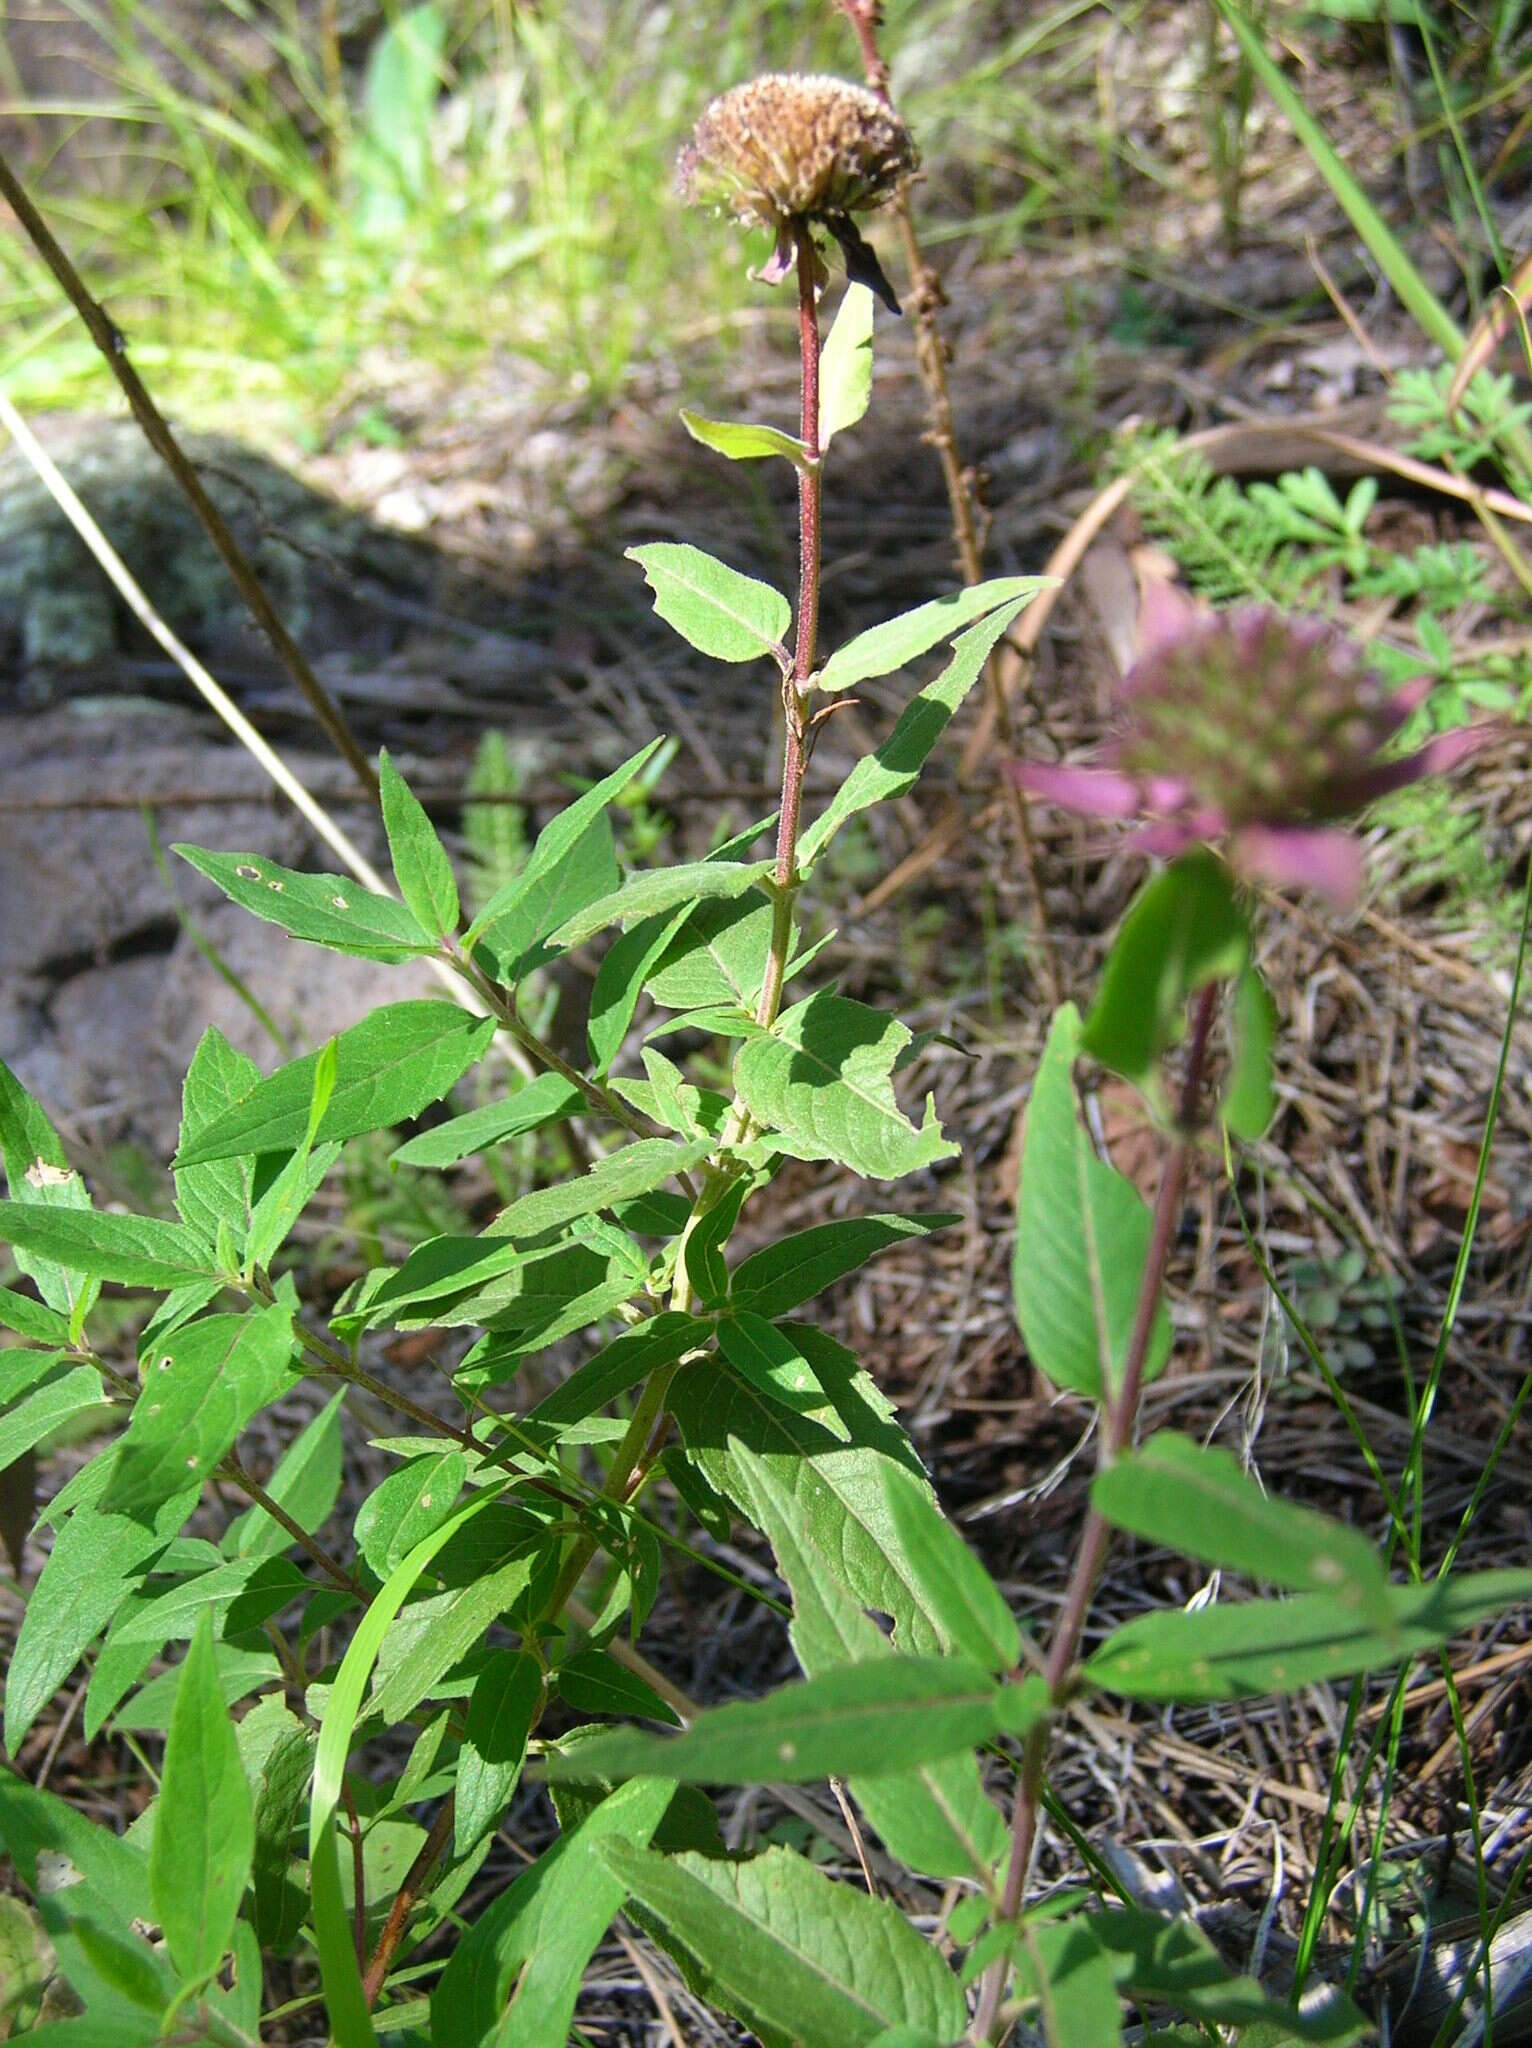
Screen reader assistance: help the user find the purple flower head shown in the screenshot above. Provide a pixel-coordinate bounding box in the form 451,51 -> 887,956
1015,583 -> 1489,905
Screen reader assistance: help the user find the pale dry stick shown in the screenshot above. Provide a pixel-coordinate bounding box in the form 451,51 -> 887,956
0,148 -> 376,796
0,388 -> 539,1083
1306,239 -> 1532,603
958,413 -> 1532,778
835,0 -> 1061,1004
614,1924 -> 689,2048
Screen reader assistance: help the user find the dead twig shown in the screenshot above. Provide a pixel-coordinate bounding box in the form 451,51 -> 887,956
0,148 -> 376,796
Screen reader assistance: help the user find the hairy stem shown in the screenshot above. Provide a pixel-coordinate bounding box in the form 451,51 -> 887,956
972,981 -> 1219,2042
755,221 -> 824,1033
542,222 -> 826,1627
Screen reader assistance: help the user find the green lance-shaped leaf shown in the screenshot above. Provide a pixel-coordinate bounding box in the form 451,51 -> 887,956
100,1555 -> 306,1653
587,902 -> 694,1075
355,1449 -> 467,1579
601,1841 -> 969,2048
0,1056 -> 100,1331
680,1175 -> 751,1306
0,1204 -> 221,1292
735,992 -> 957,1183
371,1552 -> 539,1725
173,1001 -> 496,1165
1013,1004 -> 1171,1401
233,1033 -> 335,1278
150,1612 -> 255,1982
645,895 -> 775,1014
880,1461 -> 1020,1672
5,1482 -> 199,1753
251,1720 -> 317,1952
0,1365 -> 106,1473
550,1655 -> 1020,1787
801,600 -> 1031,870
985,1904 -> 1367,2042
626,542 -> 791,665
433,1240 -> 639,1355
244,1139 -> 341,1281
174,844 -> 436,960
379,747 -> 460,938
433,1776 -> 675,2048
0,1287 -> 69,1346
527,1311 -> 710,1429
1,1346 -> 75,1405
0,1776 -> 178,2027
1081,850 -> 1249,1100
736,1446 -> 1009,1881
224,1390 -> 344,1560
1021,1916 -> 1125,2048
1091,1903 -> 1367,2040
680,409 -> 813,467
550,858 -> 774,949
717,1313 -> 825,1416
816,577 -> 1049,695
670,1365 -> 951,1658
102,1300 -> 298,1518
0,1771 -> 155,1928
462,737 -> 662,954
1224,964 -> 1278,1140
556,1644 -> 681,1726
730,1212 -> 958,1319
1092,1432 -> 1391,1622
1085,1567 -> 1532,1703
457,1649 -> 542,1856
173,1028 -> 263,1253
310,1484 -> 516,2047
819,282 -> 875,448
491,1136 -> 709,1240
389,1072 -> 584,1170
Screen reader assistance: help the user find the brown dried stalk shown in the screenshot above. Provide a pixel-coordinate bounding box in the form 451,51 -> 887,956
833,1 -> 1060,1002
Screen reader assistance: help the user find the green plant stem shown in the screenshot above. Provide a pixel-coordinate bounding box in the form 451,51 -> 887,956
0,148 -> 375,797
302,1331 -> 481,1453
220,1453 -> 367,1599
972,980 -> 1218,2043
540,1356 -> 682,1624
454,950 -> 650,1141
539,221 -> 828,1632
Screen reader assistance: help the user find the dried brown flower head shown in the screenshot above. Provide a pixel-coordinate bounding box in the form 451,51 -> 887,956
678,74 -> 915,311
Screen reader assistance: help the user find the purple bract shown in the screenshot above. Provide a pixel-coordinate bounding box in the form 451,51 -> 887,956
1014,583 -> 1488,905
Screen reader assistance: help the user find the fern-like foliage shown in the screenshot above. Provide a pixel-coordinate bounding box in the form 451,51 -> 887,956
1110,429 -> 1318,608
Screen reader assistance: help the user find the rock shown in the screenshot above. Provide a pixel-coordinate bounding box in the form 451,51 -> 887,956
0,703 -> 410,1155
0,419 -> 443,705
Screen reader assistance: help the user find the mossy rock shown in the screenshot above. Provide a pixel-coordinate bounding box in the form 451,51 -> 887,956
0,418 -> 439,703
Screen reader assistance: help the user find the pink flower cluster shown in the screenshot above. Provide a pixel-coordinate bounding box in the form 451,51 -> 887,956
1016,585 -> 1487,905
